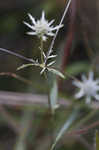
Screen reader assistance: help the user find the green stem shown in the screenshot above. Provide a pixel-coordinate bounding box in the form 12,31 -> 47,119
40,38 -> 44,64
40,38 -> 52,113
45,73 -> 52,114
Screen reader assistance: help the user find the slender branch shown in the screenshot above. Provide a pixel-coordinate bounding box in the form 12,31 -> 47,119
61,0 -> 77,71
0,72 -> 32,84
68,120 -> 99,136
46,0 -> 72,62
0,48 -> 34,63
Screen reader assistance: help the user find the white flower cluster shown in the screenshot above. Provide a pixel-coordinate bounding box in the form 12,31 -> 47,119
24,11 -> 63,41
20,10 -> 65,79
73,71 -> 99,104
23,11 -> 99,104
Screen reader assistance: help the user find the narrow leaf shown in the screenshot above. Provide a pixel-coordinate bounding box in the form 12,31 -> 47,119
17,64 -> 34,71
48,55 -> 57,59
48,68 -> 65,79
50,80 -> 59,114
43,52 -> 46,59
47,61 -> 56,67
51,108 -> 79,150
40,67 -> 46,75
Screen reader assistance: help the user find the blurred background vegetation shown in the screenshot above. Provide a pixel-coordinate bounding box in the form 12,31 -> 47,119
0,0 -> 99,150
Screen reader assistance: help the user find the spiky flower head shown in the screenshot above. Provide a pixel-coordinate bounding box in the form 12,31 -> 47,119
73,71 -> 99,104
23,11 -> 63,41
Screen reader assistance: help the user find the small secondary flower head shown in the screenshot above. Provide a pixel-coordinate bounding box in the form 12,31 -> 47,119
73,71 -> 99,104
23,11 -> 63,41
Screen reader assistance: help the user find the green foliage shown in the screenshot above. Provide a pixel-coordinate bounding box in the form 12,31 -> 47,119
48,68 -> 65,79
66,61 -> 90,76
50,80 -> 58,114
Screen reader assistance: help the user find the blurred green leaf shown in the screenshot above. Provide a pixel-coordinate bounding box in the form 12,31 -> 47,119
48,68 -> 65,79
50,80 -> 58,114
66,62 -> 90,76
50,108 -> 79,150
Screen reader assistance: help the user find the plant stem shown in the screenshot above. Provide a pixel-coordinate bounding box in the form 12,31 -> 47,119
40,38 -> 44,64
45,73 -> 52,114
40,39 -> 52,113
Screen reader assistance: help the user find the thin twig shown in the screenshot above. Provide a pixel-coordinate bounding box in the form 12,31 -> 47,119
0,48 -> 34,63
46,0 -> 72,62
0,72 -> 32,85
68,120 -> 99,136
